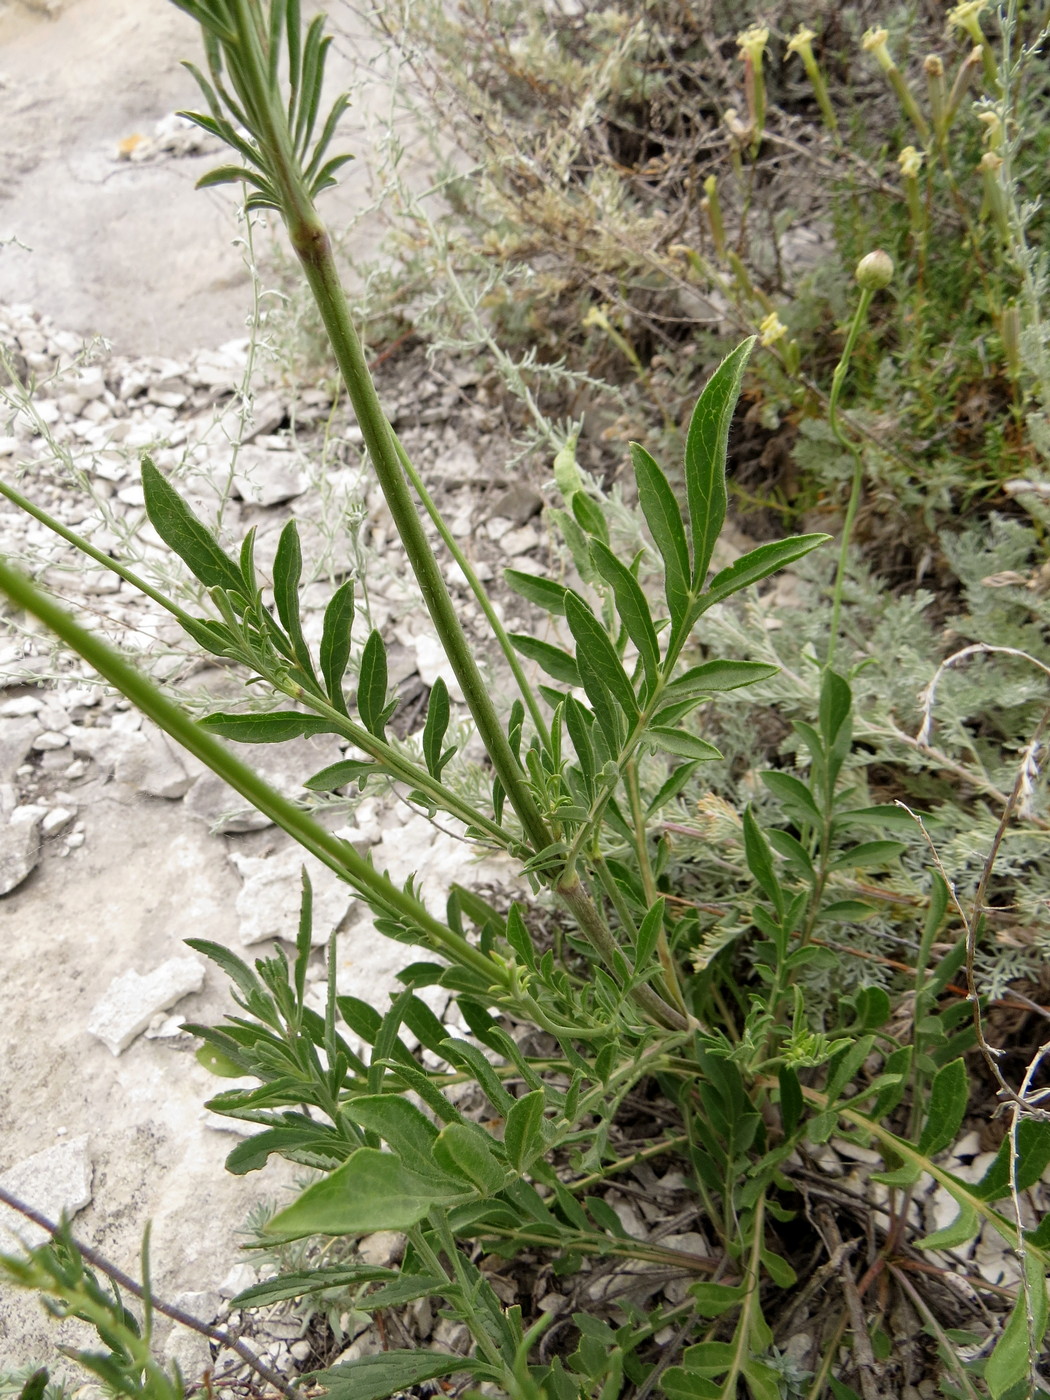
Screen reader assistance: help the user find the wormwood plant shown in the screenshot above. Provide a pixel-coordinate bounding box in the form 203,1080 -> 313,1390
1,4 -> 1049,1398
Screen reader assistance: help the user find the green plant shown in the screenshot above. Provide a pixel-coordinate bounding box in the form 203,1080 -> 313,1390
1,3 -> 1049,1398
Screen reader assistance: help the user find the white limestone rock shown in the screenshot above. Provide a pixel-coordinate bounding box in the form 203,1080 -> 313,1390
0,806 -> 44,895
229,845 -> 353,947
0,1136 -> 93,1249
87,956 -> 207,1055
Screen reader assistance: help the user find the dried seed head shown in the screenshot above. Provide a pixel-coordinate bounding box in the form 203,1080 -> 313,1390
855,250 -> 894,290
898,145 -> 923,178
924,54 -> 944,76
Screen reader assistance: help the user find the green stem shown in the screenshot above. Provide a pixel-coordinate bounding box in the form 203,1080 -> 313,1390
0,557 -> 504,988
0,474 -> 511,846
826,285 -> 875,670
288,216 -> 551,855
393,436 -> 552,750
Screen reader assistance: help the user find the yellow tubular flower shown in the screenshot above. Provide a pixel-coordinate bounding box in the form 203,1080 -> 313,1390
759,312 -> 787,347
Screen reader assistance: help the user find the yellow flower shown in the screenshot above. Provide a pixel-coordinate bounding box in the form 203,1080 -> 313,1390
736,24 -> 769,59
898,145 -> 923,178
862,27 -> 892,70
948,0 -> 989,42
787,25 -> 816,57
759,312 -> 787,346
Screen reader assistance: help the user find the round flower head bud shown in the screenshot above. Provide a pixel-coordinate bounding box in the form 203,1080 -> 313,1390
855,250 -> 894,290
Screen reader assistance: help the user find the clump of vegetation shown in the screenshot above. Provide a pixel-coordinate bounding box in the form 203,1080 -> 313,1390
1,3 -> 1049,1399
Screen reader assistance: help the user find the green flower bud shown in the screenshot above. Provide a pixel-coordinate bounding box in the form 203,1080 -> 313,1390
855,250 -> 894,290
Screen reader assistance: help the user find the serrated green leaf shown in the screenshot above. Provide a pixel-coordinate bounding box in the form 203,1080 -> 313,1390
357,628 -> 389,738
198,711 -> 337,743
589,541 -> 660,688
631,442 -> 690,627
704,533 -> 829,606
565,592 -> 638,719
685,338 -> 753,585
504,570 -> 569,616
647,728 -> 722,761
266,1148 -> 467,1238
510,633 -> 581,687
320,578 -> 355,713
917,1058 -> 968,1156
141,455 -> 243,593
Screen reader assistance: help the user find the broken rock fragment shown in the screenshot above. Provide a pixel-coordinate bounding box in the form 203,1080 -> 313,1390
0,805 -> 44,895
229,845 -> 353,946
0,1135 -> 93,1249
87,956 -> 207,1055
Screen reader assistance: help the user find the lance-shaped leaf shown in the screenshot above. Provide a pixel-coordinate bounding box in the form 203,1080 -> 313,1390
266,1147 -> 468,1238
565,592 -> 638,720
272,519 -> 316,678
422,676 -> 455,778
661,659 -> 779,705
631,442 -> 690,627
357,628 -> 390,738
985,1253 -> 1049,1399
646,728 -> 722,761
304,759 -> 385,792
510,633 -> 581,687
589,541 -> 660,690
320,578 -> 355,714
141,455 -> 243,593
311,1352 -> 489,1400
703,533 -> 829,608
504,569 -> 570,617
199,711 -> 338,743
685,338 -> 754,586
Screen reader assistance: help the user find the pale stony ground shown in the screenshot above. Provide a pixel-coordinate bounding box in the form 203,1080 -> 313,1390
0,0 -> 1034,1386
0,0 -> 485,1377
